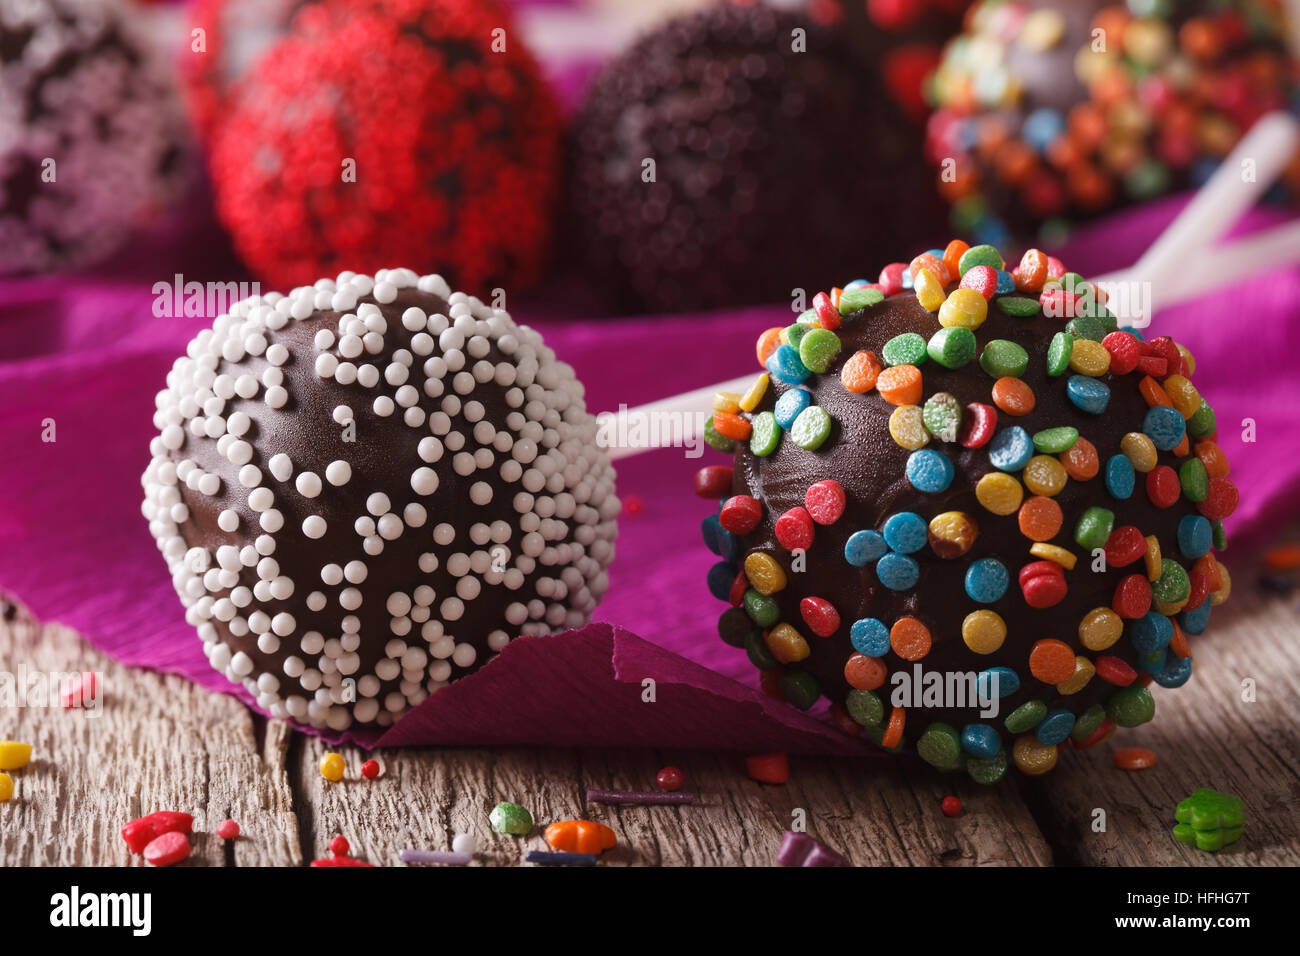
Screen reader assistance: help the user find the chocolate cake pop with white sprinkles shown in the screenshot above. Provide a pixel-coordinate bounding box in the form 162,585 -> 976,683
143,269 -> 619,731
0,0 -> 190,274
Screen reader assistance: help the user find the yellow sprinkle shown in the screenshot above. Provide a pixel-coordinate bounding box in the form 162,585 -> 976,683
0,740 -> 32,771
1023,455 -> 1068,496
1161,374 -> 1200,419
1144,534 -> 1162,582
744,552 -> 787,595
1055,656 -> 1095,696
888,404 -> 929,450
713,391 -> 741,414
1121,432 -> 1158,473
1153,597 -> 1188,616
0,772 -> 11,802
1078,607 -> 1123,651
765,623 -> 810,664
1012,735 -> 1058,776
938,288 -> 988,330
1210,561 -> 1232,605
1069,338 -> 1111,377
1177,343 -> 1196,376
928,511 -> 979,559
1030,542 -> 1076,570
778,327 -> 791,345
739,374 -> 769,413
914,268 -> 946,312
319,751 -> 345,782
961,610 -> 1006,655
975,472 -> 1024,516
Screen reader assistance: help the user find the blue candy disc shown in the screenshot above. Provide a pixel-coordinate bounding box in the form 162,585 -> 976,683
876,552 -> 920,591
995,269 -> 1015,295
1154,655 -> 1193,688
706,561 -> 738,601
961,723 -> 1002,758
988,426 -> 1033,472
701,514 -> 739,561
883,512 -> 928,553
906,449 -> 954,493
773,388 -> 811,429
844,529 -> 888,567
1177,515 -> 1212,559
850,618 -> 891,657
1035,709 -> 1076,746
1142,405 -> 1186,452
965,558 -> 1009,603
1180,600 -> 1212,635
765,344 -> 810,386
1066,374 -> 1110,414
1130,611 -> 1173,655
1105,453 -> 1135,500
977,666 -> 1020,700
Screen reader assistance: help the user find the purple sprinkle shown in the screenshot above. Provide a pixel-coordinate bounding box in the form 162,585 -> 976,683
777,831 -> 849,867
525,850 -> 598,866
399,849 -> 472,866
586,789 -> 697,806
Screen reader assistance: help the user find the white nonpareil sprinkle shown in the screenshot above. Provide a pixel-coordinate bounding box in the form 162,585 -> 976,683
142,269 -> 619,731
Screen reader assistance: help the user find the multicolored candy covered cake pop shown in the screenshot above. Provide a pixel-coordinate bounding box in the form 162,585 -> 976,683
926,0 -> 1299,244
0,0 -> 191,274
143,268 -> 619,730
696,239 -> 1236,781
567,2 -> 945,312
205,0 -> 562,295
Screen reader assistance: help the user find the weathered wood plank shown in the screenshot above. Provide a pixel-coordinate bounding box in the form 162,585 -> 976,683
0,598 -> 300,866
1032,590 -> 1300,866
293,737 -> 1053,866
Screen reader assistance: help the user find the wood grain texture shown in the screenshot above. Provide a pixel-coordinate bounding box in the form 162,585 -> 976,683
1031,590 -> 1300,866
0,599 -> 300,867
2,583 -> 1298,867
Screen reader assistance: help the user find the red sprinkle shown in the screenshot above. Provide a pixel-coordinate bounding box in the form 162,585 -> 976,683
361,759 -> 380,779
1113,747 -> 1157,771
1095,655 -> 1137,686
878,262 -> 907,295
1072,717 -> 1116,750
1185,569 -> 1211,611
330,835 -> 351,857
745,753 -> 790,784
719,495 -> 762,535
804,480 -> 846,525
775,507 -> 815,552
799,596 -> 841,637
1197,478 -> 1239,521
1146,465 -> 1180,508
1101,331 -> 1140,375
121,811 -> 194,854
59,671 -> 98,709
959,265 -> 998,300
727,571 -> 748,607
941,796 -> 963,818
813,291 -> 840,330
656,766 -> 684,792
143,831 -> 191,867
1113,574 -> 1153,619
1146,336 -> 1181,369
216,819 -> 240,840
958,402 -> 997,448
694,465 -> 734,499
1104,526 -> 1147,567
310,856 -> 374,867
1135,355 -> 1168,377
1046,255 -> 1066,278
1019,561 -> 1067,608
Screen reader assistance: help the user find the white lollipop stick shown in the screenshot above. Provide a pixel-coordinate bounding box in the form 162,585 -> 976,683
598,115 -> 1300,458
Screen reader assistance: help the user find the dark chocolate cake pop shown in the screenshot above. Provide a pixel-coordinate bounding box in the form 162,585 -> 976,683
926,0 -> 1299,245
695,239 -> 1235,781
0,0 -> 190,274
143,268 -> 619,730
567,3 -> 945,313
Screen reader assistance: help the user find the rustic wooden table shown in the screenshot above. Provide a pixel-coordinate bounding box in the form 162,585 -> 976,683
1,583 -> 1296,867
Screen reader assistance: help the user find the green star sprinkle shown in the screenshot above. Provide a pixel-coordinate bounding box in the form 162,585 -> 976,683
1172,789 -> 1244,852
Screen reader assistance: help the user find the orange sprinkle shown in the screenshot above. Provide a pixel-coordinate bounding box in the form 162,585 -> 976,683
544,819 -> 618,855
1059,436 -> 1099,481
1018,496 -> 1063,542
942,239 -> 970,279
908,252 -> 950,285
1264,544 -> 1300,571
991,377 -> 1035,416
1169,620 -> 1191,659
712,412 -> 751,441
1192,554 -> 1222,592
840,349 -> 882,394
877,365 -> 923,406
1138,376 -> 1172,408
1172,434 -> 1190,458
1015,249 -> 1048,292
889,618 -> 932,661
1112,748 -> 1157,771
844,653 -> 887,691
881,706 -> 906,749
830,287 -> 843,311
1028,639 -> 1077,684
756,327 -> 783,368
1194,440 -> 1230,478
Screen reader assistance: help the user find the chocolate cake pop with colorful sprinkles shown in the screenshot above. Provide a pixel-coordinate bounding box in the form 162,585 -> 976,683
925,0 -> 1299,244
696,239 -> 1235,781
143,269 -> 619,731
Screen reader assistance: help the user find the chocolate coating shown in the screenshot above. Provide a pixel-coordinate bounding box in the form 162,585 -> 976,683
720,281 -> 1222,755
567,3 -> 944,313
